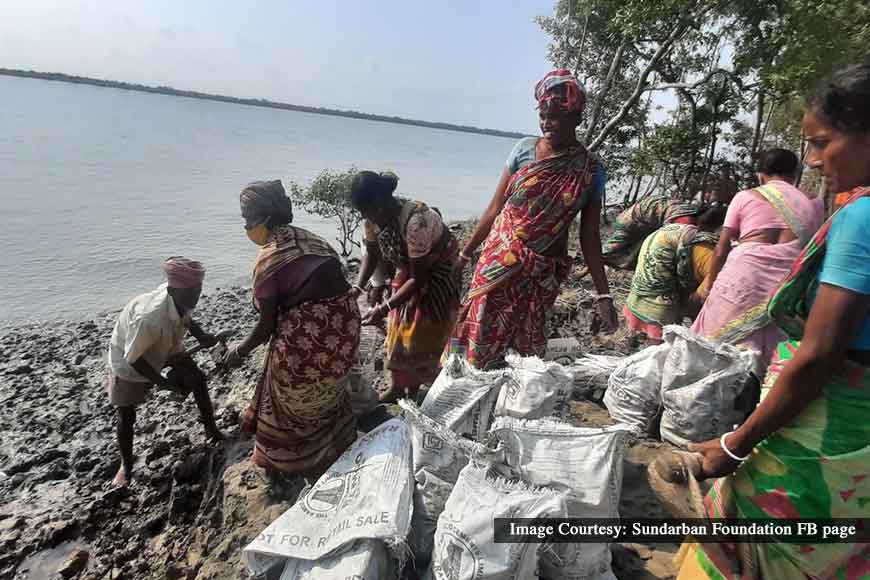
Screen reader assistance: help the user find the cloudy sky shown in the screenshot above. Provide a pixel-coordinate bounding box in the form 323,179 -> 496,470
1,0 -> 556,133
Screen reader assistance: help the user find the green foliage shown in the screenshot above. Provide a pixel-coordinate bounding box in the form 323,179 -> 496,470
289,168 -> 361,258
537,0 -> 869,203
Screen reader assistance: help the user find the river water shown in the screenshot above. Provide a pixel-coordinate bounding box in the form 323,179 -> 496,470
0,75 -> 519,323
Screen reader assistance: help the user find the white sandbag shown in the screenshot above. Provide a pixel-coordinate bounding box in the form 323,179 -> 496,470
658,326 -> 758,448
544,337 -> 583,364
279,540 -> 395,580
495,353 -> 575,420
489,417 -> 634,580
421,354 -> 509,440
242,419 -> 413,575
568,355 -> 620,398
602,343 -> 670,433
428,463 -> 567,580
400,400 -> 503,564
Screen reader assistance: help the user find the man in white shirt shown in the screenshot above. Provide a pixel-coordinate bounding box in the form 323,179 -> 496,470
107,257 -> 222,486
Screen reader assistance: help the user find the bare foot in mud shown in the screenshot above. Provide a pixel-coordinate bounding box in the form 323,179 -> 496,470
112,466 -> 131,487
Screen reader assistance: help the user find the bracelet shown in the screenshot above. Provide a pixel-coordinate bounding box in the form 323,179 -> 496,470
719,431 -> 750,462
594,294 -> 613,302
383,300 -> 394,311
352,284 -> 365,294
459,251 -> 472,262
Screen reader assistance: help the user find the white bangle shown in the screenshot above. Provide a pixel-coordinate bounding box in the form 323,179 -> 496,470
594,294 -> 613,302
459,251 -> 472,261
352,284 -> 365,294
719,431 -> 750,462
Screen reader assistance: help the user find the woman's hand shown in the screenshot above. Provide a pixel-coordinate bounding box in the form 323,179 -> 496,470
221,344 -> 245,369
592,298 -> 619,334
367,285 -> 386,307
687,438 -> 741,480
361,303 -> 389,326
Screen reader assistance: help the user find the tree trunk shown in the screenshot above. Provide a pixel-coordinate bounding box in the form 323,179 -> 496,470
585,43 -> 627,142
751,88 -> 765,159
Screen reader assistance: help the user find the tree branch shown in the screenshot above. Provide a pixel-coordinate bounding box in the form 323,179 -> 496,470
588,17 -> 691,151
584,42 -> 627,143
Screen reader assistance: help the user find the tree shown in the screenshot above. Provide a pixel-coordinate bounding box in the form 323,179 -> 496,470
537,0 -> 869,202
289,168 -> 362,258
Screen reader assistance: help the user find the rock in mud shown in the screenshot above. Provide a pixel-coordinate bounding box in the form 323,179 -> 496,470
58,548 -> 89,578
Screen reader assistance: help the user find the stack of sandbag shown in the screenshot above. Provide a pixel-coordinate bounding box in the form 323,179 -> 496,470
490,417 -> 634,580
426,463 -> 568,580
603,325 -> 759,446
400,401 -> 503,567
242,419 -> 413,579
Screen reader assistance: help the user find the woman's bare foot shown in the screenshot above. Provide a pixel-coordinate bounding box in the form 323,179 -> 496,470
112,466 -> 131,487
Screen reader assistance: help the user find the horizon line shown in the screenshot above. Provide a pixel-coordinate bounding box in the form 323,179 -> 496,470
0,67 -> 529,139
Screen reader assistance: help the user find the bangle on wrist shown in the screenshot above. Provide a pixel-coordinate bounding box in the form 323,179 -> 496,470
594,294 -> 613,302
352,284 -> 365,294
459,250 -> 472,261
720,431 -> 750,462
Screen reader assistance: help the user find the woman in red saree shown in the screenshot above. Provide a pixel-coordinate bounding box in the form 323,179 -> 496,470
223,180 -> 360,480
448,69 -> 618,369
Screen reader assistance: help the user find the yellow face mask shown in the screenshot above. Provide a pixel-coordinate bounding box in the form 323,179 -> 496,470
246,223 -> 272,246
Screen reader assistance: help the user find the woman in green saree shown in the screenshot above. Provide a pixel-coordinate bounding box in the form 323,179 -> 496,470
678,62 -> 870,580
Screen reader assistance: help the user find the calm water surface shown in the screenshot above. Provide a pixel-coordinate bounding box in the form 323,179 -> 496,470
0,75 -> 519,323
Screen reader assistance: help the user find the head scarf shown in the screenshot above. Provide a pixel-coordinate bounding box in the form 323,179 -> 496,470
240,180 -> 293,224
163,256 -> 205,288
534,69 -> 586,113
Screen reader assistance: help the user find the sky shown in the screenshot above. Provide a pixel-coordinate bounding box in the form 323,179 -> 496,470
0,0 -> 556,134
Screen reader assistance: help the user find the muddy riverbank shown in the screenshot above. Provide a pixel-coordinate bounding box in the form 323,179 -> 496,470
1,223 -> 691,580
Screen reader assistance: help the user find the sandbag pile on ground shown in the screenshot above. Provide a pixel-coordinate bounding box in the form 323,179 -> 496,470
412,354 -> 634,580
400,400 -> 504,567
603,325 -> 759,446
242,418 -> 413,578
489,417 -> 634,580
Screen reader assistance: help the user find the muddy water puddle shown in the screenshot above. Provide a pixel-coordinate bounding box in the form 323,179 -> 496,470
15,540 -> 90,579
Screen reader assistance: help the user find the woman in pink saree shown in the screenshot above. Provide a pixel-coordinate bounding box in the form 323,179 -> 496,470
692,149 -> 824,368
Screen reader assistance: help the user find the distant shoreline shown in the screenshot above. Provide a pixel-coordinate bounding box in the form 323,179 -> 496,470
0,68 -> 527,139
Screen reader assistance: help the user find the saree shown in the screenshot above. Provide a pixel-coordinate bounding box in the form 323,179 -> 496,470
375,200 -> 460,386
626,223 -> 717,327
678,187 -> 870,580
601,194 -> 697,269
448,144 -> 598,369
692,183 -> 822,367
242,225 -> 361,476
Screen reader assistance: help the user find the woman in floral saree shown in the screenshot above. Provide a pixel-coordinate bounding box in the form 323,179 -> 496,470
679,62 -> 870,580
448,69 -> 618,369
223,180 -> 360,479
